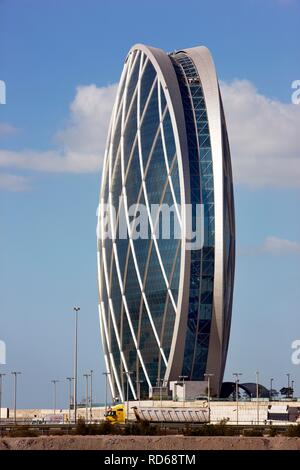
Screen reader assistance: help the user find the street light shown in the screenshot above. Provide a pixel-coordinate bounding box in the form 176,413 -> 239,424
83,373 -> 90,422
286,373 -> 291,398
291,380 -> 294,398
256,370 -> 260,425
73,305 -> 80,423
233,372 -> 242,426
90,369 -> 93,422
66,377 -> 74,423
178,375 -> 188,406
0,373 -> 6,423
123,371 -> 133,422
136,379 -> 144,407
156,378 -> 164,408
51,380 -> 59,415
204,373 -> 214,423
102,371 -> 110,413
11,372 -> 21,424
270,378 -> 274,401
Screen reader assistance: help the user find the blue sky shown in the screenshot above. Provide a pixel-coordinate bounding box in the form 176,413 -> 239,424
0,0 -> 300,408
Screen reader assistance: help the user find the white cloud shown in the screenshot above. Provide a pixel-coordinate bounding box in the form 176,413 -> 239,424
0,173 -> 30,191
1,79 -> 300,190
239,236 -> 300,256
221,80 -> 300,188
0,83 -> 118,174
262,236 -> 300,255
0,122 -> 18,137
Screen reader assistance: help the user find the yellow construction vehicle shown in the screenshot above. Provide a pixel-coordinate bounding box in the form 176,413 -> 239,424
104,404 -> 126,424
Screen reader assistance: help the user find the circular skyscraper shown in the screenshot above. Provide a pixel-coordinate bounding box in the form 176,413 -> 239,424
97,44 -> 235,401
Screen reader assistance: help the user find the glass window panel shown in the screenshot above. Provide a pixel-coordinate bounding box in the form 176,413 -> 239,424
123,95 -> 137,172
139,303 -> 160,385
144,247 -> 168,337
126,53 -> 140,114
124,249 -> 141,337
162,110 -> 176,167
145,133 -> 168,208
140,82 -> 159,167
140,61 -> 157,115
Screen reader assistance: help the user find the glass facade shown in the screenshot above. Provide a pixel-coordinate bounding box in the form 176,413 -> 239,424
98,49 -> 181,400
220,95 -> 236,374
170,53 -> 215,381
97,44 -> 235,400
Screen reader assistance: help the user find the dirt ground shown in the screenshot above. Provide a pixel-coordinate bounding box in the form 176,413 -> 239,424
0,435 -> 300,450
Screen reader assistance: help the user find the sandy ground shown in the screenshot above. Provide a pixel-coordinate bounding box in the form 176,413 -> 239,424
0,435 -> 300,450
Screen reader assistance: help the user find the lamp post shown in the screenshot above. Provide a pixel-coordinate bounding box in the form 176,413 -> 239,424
136,379 -> 144,407
156,378 -> 163,407
11,372 -> 21,424
123,371 -> 133,422
233,372 -> 242,426
73,306 -> 80,423
270,378 -> 274,401
179,375 -> 188,406
51,380 -> 59,415
83,373 -> 90,422
66,377 -> 74,423
0,373 -> 6,423
90,369 -> 93,423
256,370 -> 260,425
286,373 -> 291,398
291,380 -> 294,398
102,371 -> 110,413
204,373 -> 214,423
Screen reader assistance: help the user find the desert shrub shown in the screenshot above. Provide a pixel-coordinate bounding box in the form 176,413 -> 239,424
74,418 -> 88,435
243,428 -> 263,437
8,426 -> 38,438
285,424 -> 300,437
268,426 -> 278,437
74,419 -> 117,435
89,421 -> 115,435
213,423 -> 239,436
183,424 -> 238,436
183,425 -> 209,436
123,421 -> 161,435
